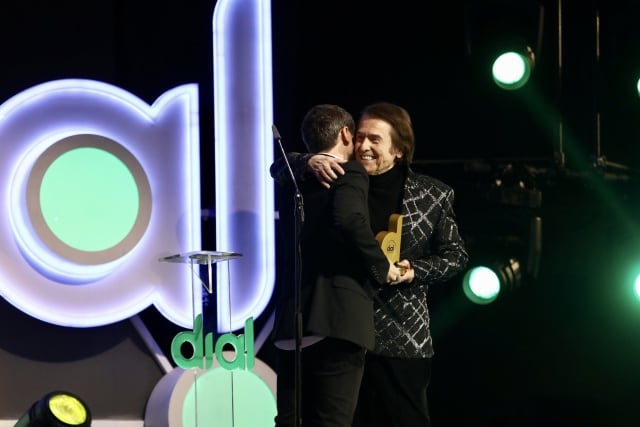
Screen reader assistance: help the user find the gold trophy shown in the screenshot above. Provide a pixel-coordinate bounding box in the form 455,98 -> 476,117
375,214 -> 406,274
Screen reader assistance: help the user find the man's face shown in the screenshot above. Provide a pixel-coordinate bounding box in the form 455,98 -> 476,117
355,116 -> 401,175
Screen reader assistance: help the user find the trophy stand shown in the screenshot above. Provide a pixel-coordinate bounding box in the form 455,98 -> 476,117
160,250 -> 242,335
159,250 -> 242,426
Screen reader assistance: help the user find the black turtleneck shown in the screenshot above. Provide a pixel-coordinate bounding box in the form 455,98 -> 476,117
368,164 -> 406,234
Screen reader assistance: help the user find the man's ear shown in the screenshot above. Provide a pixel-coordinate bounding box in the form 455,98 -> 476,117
340,127 -> 352,146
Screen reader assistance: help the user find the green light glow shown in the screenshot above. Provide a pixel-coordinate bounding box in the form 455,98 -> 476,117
40,147 -> 139,252
634,275 -> 640,301
462,266 -> 501,304
492,51 -> 531,90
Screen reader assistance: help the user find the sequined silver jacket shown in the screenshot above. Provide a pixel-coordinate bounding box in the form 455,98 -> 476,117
372,168 -> 468,358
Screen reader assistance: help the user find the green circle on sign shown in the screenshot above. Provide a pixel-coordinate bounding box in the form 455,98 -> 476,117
41,147 -> 139,251
182,369 -> 277,427
27,134 -> 152,265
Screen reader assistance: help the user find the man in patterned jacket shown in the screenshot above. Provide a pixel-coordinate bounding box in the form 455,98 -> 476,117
272,102 -> 468,427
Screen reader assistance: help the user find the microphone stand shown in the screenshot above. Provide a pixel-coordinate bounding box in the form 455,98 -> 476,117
272,125 -> 304,427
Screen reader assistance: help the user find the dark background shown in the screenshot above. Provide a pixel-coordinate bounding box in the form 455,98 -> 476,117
1,0 -> 640,425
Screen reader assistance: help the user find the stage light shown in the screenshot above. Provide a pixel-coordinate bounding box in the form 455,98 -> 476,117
462,266 -> 500,304
491,46 -> 535,90
464,2 -> 544,92
462,258 -> 522,305
14,391 -> 91,427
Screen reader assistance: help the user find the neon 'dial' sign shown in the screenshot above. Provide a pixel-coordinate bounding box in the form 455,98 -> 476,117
0,0 -> 276,331
0,0 -> 278,423
0,79 -> 200,328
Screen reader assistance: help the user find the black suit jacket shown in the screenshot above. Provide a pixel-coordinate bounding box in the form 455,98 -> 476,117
272,160 -> 389,350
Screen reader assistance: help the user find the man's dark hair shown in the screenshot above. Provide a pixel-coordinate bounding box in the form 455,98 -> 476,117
360,102 -> 415,164
301,104 -> 355,152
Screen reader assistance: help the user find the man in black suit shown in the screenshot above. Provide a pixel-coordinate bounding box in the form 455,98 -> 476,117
272,104 -> 402,427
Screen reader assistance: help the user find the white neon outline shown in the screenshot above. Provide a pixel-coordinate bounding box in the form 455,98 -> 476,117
9,131 -> 130,282
0,79 -> 201,328
213,0 -> 275,332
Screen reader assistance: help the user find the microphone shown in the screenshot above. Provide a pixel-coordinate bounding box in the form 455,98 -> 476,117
272,124 -> 282,141
271,125 -> 306,423
272,124 -> 304,225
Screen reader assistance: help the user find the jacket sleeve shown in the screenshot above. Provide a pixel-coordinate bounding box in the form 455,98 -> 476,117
403,177 -> 469,285
270,152 -> 313,184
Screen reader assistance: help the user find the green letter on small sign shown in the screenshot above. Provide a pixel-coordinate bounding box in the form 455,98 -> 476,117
171,315 -> 255,371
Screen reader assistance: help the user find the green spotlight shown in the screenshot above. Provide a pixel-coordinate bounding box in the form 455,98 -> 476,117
462,258 -> 522,305
14,391 -> 91,427
491,47 -> 534,90
634,275 -> 640,302
462,266 -> 501,304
